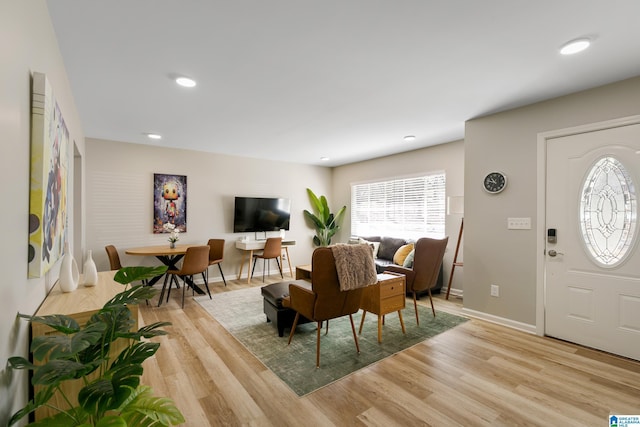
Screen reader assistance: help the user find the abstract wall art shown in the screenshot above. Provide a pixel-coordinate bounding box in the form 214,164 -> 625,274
28,72 -> 70,278
153,173 -> 187,233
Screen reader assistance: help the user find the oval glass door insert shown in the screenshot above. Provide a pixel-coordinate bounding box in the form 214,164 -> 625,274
580,156 -> 637,267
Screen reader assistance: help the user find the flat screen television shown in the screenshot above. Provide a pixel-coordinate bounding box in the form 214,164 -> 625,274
233,196 -> 291,233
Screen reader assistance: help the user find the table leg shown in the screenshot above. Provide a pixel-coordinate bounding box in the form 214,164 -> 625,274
237,252 -> 247,281
146,255 -> 184,287
284,247 -> 293,278
397,310 -> 406,334
156,255 -> 204,295
377,314 -> 383,343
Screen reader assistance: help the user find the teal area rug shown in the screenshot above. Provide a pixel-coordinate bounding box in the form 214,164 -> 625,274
194,287 -> 467,396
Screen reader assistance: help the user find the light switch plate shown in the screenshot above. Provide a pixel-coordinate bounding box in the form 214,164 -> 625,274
507,217 -> 531,229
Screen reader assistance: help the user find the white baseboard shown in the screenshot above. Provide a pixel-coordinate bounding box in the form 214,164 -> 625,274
442,287 -> 463,298
461,307 -> 536,334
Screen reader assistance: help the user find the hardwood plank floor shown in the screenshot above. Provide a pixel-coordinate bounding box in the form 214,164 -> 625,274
139,275 -> 640,426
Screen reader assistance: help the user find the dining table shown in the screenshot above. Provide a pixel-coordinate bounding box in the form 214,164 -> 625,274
125,244 -> 206,296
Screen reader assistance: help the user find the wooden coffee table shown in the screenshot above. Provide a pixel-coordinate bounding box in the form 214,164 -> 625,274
359,272 -> 406,342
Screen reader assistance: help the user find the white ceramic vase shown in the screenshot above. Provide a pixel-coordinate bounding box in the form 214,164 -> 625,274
83,249 -> 98,287
59,242 -> 79,293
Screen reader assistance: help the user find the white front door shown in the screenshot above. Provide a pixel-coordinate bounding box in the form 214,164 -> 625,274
545,123 -> 640,360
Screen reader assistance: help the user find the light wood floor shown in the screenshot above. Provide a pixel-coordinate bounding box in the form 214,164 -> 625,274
139,275 -> 640,426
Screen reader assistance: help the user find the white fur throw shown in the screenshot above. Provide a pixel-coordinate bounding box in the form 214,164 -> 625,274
330,243 -> 378,291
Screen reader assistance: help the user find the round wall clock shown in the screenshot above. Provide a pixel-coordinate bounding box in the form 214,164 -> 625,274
483,171 -> 507,194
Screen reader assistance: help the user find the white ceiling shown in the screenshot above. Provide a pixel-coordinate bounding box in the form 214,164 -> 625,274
46,0 -> 640,167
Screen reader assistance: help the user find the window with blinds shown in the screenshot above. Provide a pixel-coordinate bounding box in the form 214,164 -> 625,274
351,173 -> 446,240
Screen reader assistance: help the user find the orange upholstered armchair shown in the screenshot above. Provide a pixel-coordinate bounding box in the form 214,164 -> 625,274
384,237 -> 448,323
282,247 -> 368,368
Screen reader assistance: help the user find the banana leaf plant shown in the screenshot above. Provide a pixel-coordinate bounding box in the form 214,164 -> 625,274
8,265 -> 185,427
303,188 -> 346,246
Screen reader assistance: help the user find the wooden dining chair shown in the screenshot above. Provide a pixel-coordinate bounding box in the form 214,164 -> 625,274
206,239 -> 226,286
160,245 -> 211,308
251,237 -> 283,282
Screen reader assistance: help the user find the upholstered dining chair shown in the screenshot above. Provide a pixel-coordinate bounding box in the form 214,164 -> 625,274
251,237 -> 283,282
105,245 -> 150,304
206,239 -> 227,286
105,245 -> 123,270
384,237 -> 448,324
160,245 -> 211,308
282,247 -> 367,368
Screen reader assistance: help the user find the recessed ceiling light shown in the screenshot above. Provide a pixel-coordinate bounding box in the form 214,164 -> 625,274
560,38 -> 591,55
146,133 -> 162,140
320,157 -> 330,161
403,135 -> 416,142
175,76 -> 197,88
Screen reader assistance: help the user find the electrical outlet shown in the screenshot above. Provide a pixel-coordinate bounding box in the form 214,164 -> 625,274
490,284 -> 500,297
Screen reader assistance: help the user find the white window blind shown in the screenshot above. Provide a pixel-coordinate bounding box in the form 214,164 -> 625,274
351,173 -> 446,240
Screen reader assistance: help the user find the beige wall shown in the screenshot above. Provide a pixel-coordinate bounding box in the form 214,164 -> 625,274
0,1 -> 85,423
5,2 -> 640,422
85,139 -> 331,278
332,140 -> 466,293
464,76 -> 640,328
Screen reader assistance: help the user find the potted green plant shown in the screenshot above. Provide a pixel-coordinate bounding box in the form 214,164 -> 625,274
303,188 -> 346,246
8,265 -> 185,427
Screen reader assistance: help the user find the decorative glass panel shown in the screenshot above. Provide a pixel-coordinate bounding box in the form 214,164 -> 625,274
580,156 -> 637,267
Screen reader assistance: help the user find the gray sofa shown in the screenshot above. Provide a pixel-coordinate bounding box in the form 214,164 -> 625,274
355,235 -> 444,294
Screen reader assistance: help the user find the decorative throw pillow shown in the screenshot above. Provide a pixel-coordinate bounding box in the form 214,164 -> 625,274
358,238 -> 380,258
402,249 -> 415,268
378,237 -> 407,260
393,243 -> 415,265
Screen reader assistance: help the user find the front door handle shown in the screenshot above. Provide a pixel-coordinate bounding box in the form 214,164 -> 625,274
548,249 -> 564,257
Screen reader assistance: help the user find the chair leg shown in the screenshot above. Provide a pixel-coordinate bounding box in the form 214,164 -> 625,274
202,272 -> 212,299
358,311 -> 367,334
349,314 -> 360,354
218,264 -> 227,286
275,257 -> 283,278
413,291 -> 419,325
167,275 -> 179,303
251,257 -> 258,280
316,321 -> 322,368
262,259 -> 266,282
158,274 -> 170,307
427,287 -> 436,317
287,312 -> 301,345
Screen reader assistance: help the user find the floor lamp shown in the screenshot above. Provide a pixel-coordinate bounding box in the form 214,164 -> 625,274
446,196 -> 464,300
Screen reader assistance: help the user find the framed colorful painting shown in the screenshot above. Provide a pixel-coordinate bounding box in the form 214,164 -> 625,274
153,173 -> 187,233
28,72 -> 70,278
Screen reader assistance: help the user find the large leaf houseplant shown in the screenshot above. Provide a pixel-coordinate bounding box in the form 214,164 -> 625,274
8,265 -> 185,427
303,188 -> 346,246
